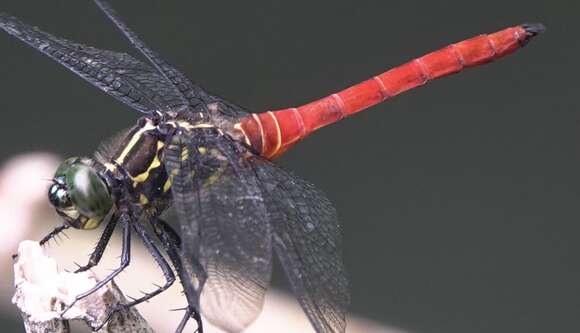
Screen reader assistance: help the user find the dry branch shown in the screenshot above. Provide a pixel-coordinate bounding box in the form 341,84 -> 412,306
12,240 -> 155,333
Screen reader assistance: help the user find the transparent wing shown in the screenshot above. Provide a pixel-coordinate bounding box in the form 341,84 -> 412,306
0,13 -> 188,114
93,0 -> 207,110
251,157 -> 350,333
93,0 -> 253,118
164,129 -> 272,332
165,128 -> 348,332
209,96 -> 253,118
164,131 -> 202,259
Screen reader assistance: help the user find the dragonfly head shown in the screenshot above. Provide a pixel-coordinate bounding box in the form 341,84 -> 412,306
48,157 -> 113,230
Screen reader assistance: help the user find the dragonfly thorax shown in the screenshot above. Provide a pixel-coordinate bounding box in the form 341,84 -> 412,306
105,115 -> 228,213
48,157 -> 113,230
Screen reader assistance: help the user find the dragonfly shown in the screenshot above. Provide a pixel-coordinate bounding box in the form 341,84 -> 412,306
0,1 -> 544,332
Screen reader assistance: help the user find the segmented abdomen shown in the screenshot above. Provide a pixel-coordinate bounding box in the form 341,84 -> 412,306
237,24 -> 544,159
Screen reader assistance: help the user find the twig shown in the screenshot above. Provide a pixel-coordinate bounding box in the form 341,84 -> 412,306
12,240 -> 155,333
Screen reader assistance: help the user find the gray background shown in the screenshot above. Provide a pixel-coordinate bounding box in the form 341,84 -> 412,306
0,0 -> 578,332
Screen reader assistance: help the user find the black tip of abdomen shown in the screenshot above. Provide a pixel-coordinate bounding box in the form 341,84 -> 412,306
522,23 -> 546,38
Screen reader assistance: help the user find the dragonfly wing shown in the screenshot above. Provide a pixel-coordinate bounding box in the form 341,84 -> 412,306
165,126 -> 348,333
208,96 -> 253,118
93,0 -> 207,110
0,13 -> 188,114
164,131 -> 202,261
164,129 -> 273,332
93,0 -> 253,118
251,158 -> 350,333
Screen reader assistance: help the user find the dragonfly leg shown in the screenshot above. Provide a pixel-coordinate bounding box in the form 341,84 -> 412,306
12,224 -> 71,260
61,213 -> 131,316
75,216 -> 118,273
93,219 -> 176,331
39,224 -> 70,246
175,308 -> 192,333
153,218 -> 207,297
175,307 -> 203,333
151,217 -> 205,333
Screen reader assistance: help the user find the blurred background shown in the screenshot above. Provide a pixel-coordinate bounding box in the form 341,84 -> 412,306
0,0 -> 578,332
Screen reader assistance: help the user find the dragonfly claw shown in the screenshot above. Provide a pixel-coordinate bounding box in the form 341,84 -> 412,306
59,298 -> 77,318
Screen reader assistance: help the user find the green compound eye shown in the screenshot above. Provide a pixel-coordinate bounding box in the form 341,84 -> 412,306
66,164 -> 113,219
49,157 -> 113,230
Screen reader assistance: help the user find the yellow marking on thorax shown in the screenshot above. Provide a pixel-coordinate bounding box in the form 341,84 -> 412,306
139,194 -> 149,206
83,218 -> 101,230
163,178 -> 172,193
191,123 -> 215,129
116,121 -> 157,164
61,208 -> 80,220
163,143 -> 194,192
131,141 -> 164,187
207,173 -> 219,185
166,120 -> 215,131
181,147 -> 189,161
104,162 -> 117,172
206,162 -> 225,186
162,168 -> 180,193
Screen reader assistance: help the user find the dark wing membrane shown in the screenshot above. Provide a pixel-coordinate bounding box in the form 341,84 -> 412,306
93,0 -> 207,110
163,131 -> 202,259
251,158 -> 350,333
208,96 -> 253,118
93,0 -> 252,118
163,130 -> 272,332
0,13 -> 188,114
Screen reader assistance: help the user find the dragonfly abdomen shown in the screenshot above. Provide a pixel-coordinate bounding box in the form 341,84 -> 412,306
238,23 -> 544,159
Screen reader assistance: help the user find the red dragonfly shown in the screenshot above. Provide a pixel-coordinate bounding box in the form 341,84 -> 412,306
0,1 -> 544,332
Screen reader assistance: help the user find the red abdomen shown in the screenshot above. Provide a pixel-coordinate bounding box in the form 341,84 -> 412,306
238,23 -> 544,159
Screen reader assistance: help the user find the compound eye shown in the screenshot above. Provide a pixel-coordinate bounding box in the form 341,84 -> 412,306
48,183 -> 71,209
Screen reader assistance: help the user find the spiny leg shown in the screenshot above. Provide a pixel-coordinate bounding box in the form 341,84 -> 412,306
153,218 -> 206,303
39,224 -> 70,246
175,307 -> 194,333
94,219 -> 176,331
61,213 -> 131,316
127,220 -> 176,304
13,224 -> 71,260
175,307 -> 203,333
75,215 -> 118,273
152,218 -> 205,333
